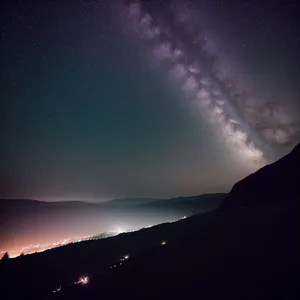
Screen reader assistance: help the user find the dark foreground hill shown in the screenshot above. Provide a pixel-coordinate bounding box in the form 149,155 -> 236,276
1,144 -> 299,299
1,203 -> 298,300
53,205 -> 299,300
221,143 -> 300,208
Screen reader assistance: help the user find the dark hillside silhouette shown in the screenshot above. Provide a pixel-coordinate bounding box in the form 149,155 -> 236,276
221,143 -> 300,208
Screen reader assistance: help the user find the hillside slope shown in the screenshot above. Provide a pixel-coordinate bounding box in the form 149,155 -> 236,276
221,143 -> 300,208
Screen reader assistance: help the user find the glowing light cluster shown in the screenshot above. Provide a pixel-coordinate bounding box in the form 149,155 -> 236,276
75,276 -> 89,285
1,229 -> 135,259
2,217 -> 189,259
53,275 -> 89,293
120,254 -> 130,262
1,234 -> 105,259
52,285 -> 61,293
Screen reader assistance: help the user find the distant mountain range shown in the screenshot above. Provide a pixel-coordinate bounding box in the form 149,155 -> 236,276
105,193 -> 226,208
0,193 -> 226,211
0,193 -> 226,217
105,197 -> 160,206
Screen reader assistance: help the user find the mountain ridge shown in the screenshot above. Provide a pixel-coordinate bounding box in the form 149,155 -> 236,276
221,142 -> 300,208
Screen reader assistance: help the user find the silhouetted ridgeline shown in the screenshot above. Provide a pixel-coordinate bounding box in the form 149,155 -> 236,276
221,142 -> 300,209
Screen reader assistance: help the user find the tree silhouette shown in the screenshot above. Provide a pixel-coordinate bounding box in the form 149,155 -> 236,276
2,252 -> 9,260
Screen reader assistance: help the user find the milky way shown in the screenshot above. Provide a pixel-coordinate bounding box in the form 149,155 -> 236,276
117,0 -> 300,166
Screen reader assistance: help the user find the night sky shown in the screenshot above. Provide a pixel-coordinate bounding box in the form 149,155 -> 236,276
1,0 -> 300,201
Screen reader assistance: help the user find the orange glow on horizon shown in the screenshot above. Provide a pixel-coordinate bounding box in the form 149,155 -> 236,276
0,232 -> 119,259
